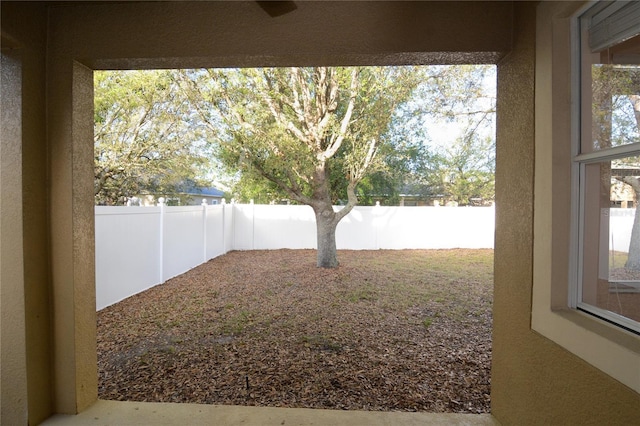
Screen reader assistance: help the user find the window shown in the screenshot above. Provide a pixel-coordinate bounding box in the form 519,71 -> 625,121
532,0 -> 640,396
575,1 -> 640,334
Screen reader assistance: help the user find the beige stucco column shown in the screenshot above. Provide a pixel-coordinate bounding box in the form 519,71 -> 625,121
1,47 -> 29,426
47,52 -> 97,412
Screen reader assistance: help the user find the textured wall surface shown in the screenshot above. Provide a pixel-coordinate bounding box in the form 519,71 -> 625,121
1,3 -> 52,425
1,1 -> 639,424
1,43 -> 28,426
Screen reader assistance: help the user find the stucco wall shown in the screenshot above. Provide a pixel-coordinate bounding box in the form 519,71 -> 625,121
1,1 -> 638,425
1,3 -> 52,425
1,38 -> 28,426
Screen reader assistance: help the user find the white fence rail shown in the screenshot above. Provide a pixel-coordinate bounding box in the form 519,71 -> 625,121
96,203 -> 498,310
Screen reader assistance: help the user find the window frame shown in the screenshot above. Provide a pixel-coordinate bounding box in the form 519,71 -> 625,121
572,1 -> 640,335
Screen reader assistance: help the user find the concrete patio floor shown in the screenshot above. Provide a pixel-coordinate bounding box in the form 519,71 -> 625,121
41,400 -> 500,425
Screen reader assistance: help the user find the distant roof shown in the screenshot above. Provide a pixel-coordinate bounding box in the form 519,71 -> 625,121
184,186 -> 225,197
173,179 -> 225,197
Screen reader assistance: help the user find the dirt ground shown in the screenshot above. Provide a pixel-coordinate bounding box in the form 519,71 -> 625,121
97,249 -> 493,413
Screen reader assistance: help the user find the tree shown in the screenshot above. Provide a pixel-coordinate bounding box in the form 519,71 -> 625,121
180,67 -> 420,267
383,65 -> 496,206
432,108 -> 495,206
94,70 -> 213,205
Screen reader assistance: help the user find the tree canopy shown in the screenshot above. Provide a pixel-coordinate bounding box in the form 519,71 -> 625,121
94,70 -> 213,205
183,65 -> 496,207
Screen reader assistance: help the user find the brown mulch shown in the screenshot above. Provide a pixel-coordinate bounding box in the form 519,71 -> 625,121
610,267 -> 640,281
97,249 -> 493,413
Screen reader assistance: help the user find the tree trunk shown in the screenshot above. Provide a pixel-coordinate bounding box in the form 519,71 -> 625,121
626,194 -> 640,270
314,206 -> 339,268
618,177 -> 640,270
624,97 -> 640,269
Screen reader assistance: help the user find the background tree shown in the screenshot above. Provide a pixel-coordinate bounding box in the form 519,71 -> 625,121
381,65 -> 496,206
432,118 -> 495,206
94,70 -> 213,205
180,67 -> 420,267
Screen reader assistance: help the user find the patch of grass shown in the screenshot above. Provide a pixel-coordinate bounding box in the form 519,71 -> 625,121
610,250 -> 632,270
448,305 -> 472,321
308,313 -> 322,322
422,317 -> 433,328
345,286 -> 377,302
162,345 -> 177,354
301,334 -> 342,352
221,309 -> 254,335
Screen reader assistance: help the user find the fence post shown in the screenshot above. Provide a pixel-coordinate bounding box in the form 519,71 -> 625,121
375,201 -> 380,250
158,197 -> 165,283
250,199 -> 255,250
230,199 -> 236,252
202,199 -> 208,263
221,199 -> 226,255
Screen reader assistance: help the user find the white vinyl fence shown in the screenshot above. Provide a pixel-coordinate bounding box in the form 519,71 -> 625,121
231,204 -> 496,250
95,202 -> 498,310
95,202 -> 228,310
609,208 -> 637,255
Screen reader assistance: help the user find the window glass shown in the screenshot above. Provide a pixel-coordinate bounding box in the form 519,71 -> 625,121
580,158 -> 640,325
581,30 -> 640,153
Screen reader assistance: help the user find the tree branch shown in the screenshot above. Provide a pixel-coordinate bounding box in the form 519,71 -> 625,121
260,76 -> 311,145
249,158 -> 314,205
321,68 -> 359,161
335,180 -> 358,222
617,175 -> 640,194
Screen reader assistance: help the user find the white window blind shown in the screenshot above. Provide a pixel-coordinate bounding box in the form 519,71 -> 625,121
588,1 -> 640,52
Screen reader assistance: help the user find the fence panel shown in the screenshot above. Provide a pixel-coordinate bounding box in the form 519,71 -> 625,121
95,206 -> 162,310
232,204 -> 255,250
162,206 -> 205,280
610,208 -> 636,254
205,204 -> 225,260
253,204 -> 317,249
223,203 -> 234,253
377,207 -> 495,249
336,207 -> 378,249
